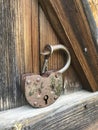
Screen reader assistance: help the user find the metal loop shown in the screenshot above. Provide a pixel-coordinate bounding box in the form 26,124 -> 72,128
42,44 -> 71,74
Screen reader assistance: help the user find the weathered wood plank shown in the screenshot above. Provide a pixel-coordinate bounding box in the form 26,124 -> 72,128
0,0 -> 17,110
88,0 -> 98,27
39,6 -> 60,71
23,0 -> 32,73
1,91 -> 98,130
39,0 -> 98,91
0,1 -> 8,110
71,0 -> 98,83
0,0 -> 33,111
31,0 -> 39,74
81,0 -> 98,51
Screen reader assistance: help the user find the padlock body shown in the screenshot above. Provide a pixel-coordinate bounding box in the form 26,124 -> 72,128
22,72 -> 63,108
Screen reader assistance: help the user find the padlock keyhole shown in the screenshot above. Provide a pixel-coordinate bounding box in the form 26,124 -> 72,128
44,95 -> 49,104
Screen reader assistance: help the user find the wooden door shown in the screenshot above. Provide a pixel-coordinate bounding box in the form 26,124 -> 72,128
0,0 -> 82,111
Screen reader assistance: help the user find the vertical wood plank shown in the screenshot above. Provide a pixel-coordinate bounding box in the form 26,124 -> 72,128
88,0 -> 98,27
31,0 -> 39,74
0,0 -> 33,111
0,0 -> 9,110
12,0 -> 33,107
23,0 -> 32,73
39,6 -> 60,71
14,0 -> 25,107
81,0 -> 98,51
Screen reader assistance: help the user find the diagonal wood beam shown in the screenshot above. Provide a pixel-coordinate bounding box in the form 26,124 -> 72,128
39,0 -> 98,91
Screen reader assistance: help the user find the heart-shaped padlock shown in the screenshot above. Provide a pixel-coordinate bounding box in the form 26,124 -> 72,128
22,44 -> 71,108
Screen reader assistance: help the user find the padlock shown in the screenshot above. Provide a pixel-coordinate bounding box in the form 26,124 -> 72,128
22,44 -> 71,108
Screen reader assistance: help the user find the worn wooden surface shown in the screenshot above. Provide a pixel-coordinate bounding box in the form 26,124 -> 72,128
81,0 -> 98,51
0,0 -> 27,111
0,0 -> 82,111
1,91 -> 98,130
0,0 -> 34,111
32,0 -> 39,74
39,6 -> 81,94
39,0 -> 98,91
88,0 -> 98,27
85,121 -> 98,130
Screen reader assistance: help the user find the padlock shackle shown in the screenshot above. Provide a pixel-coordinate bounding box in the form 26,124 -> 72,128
45,44 -> 71,73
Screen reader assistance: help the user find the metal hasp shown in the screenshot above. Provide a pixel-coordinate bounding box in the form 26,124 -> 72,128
22,44 -> 71,108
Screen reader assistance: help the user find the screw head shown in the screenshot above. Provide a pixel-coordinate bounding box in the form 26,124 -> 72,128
34,101 -> 38,106
37,94 -> 41,98
54,95 -> 58,100
51,91 -> 54,94
36,77 -> 40,82
55,74 -> 58,78
26,79 -> 31,85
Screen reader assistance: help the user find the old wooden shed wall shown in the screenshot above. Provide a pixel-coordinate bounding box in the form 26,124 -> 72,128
0,0 -> 81,111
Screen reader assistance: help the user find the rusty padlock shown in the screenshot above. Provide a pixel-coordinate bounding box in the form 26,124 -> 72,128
22,44 -> 71,108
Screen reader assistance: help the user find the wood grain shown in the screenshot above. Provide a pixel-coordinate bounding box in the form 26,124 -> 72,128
88,0 -> 98,27
0,0 -> 33,111
71,0 -> 98,83
39,6 -> 62,72
81,0 -> 98,51
0,0 -> 82,111
39,0 -> 98,91
23,0 -> 32,73
31,0 -> 39,74
1,91 -> 98,130
0,0 -> 10,110
39,6 -> 81,94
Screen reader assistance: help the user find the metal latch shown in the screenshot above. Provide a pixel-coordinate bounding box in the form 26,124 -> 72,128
22,44 -> 71,108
